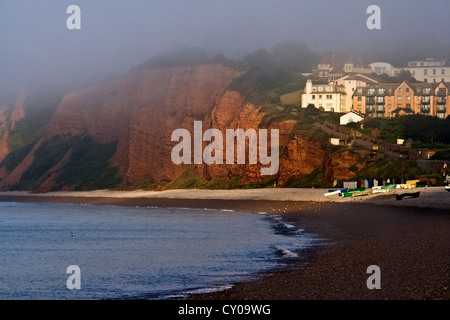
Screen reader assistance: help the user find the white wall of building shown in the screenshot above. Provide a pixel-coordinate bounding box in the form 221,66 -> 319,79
404,67 -> 450,83
340,112 -> 363,125
369,62 -> 395,76
301,80 -> 347,112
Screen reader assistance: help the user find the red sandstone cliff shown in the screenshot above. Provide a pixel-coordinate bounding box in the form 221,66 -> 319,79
0,64 -> 364,190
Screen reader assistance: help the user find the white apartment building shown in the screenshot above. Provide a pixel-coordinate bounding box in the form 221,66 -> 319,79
369,62 -> 401,77
301,79 -> 347,112
404,58 -> 450,83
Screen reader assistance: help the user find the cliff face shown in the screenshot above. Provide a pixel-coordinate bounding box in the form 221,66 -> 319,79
0,64 -> 363,191
0,93 -> 26,163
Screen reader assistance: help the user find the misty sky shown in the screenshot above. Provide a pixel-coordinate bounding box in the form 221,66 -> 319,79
1,0 -> 449,95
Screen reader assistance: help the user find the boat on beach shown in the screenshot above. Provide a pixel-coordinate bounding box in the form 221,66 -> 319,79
340,188 -> 374,198
344,189 -> 373,197
395,191 -> 420,200
324,188 -> 348,197
380,184 -> 397,189
445,186 -> 450,192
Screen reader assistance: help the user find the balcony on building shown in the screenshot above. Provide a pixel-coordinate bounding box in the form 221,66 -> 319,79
366,105 -> 374,113
376,97 -> 385,104
421,106 -> 431,113
422,97 -> 431,104
366,97 -> 375,104
437,97 -> 446,104
376,106 -> 385,114
437,105 -> 446,112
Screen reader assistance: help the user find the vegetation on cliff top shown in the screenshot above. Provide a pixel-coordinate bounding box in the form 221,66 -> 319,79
228,42 -> 318,106
354,158 -> 423,180
354,115 -> 450,145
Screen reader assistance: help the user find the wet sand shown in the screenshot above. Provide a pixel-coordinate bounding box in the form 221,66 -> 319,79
0,187 -> 448,300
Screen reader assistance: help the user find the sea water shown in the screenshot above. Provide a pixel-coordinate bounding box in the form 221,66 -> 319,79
0,201 -> 317,300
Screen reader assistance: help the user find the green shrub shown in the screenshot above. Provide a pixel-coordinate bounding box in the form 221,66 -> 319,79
283,168 -> 330,188
430,149 -> 450,161
12,135 -> 121,191
54,136 -> 121,190
0,142 -> 35,172
354,158 -> 423,180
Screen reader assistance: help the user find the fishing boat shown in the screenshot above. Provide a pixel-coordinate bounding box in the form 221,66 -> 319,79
348,187 -> 366,193
341,189 -> 373,198
339,188 -> 365,198
395,191 -> 420,200
324,188 -> 348,197
445,186 -> 450,192
380,184 -> 397,190
352,189 -> 373,197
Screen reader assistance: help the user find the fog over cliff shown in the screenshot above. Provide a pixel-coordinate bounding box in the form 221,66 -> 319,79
1,0 -> 449,97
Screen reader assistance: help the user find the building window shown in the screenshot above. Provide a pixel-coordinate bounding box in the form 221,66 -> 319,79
433,69 -> 436,75
424,79 -> 428,83
318,87 -> 323,92
397,96 -> 402,100
417,104 -> 420,109
397,104 -> 402,108
326,95 -> 332,99
438,113 -> 445,119
312,95 -> 315,99
357,96 -> 362,101
442,69 -> 445,75
319,95 -> 322,99
357,105 -> 362,110
399,88 -> 402,93
406,96 -> 411,101
357,88 -> 362,93
388,104 -> 391,109
406,88 -> 409,92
